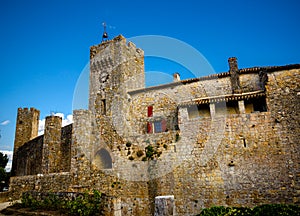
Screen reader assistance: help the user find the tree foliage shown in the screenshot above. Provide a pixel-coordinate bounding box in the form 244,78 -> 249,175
0,152 -> 10,191
197,204 -> 300,216
0,152 -> 8,168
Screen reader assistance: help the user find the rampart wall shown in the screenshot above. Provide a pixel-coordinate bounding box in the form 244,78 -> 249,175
12,121 -> 72,176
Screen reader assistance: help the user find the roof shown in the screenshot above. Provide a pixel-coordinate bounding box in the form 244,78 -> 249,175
128,64 -> 300,95
179,90 -> 266,107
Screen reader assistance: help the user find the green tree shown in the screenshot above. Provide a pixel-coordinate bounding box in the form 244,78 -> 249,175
0,152 -> 8,168
0,152 -> 9,191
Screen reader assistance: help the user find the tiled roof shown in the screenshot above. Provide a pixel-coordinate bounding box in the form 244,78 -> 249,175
128,64 -> 300,95
180,64 -> 300,84
179,90 -> 266,107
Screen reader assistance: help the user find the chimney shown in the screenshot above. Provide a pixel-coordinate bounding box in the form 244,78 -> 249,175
228,57 -> 241,93
173,73 -> 180,82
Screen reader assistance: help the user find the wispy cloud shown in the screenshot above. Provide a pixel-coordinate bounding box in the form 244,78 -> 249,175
0,120 -> 10,126
38,113 -> 73,135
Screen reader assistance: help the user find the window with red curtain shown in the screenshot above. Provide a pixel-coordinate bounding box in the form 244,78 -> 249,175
148,106 -> 153,117
147,122 -> 153,133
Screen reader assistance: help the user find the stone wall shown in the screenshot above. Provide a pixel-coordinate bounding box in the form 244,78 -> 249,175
61,124 -> 72,172
9,172 -> 72,200
12,122 -> 72,177
12,135 -> 43,176
266,69 -> 300,204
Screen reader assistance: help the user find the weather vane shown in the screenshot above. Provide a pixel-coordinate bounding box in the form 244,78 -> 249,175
102,22 -> 108,42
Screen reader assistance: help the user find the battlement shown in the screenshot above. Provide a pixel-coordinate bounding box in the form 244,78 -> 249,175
90,34 -> 143,60
12,113 -> 72,176
14,107 -> 40,150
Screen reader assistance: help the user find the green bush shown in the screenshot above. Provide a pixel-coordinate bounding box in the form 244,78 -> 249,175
252,204 -> 300,216
145,145 -> 155,159
199,206 -> 228,216
20,190 -> 103,216
197,204 -> 300,216
126,142 -> 132,147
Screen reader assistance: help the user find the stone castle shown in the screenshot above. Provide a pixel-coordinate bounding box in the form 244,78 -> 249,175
9,35 -> 300,215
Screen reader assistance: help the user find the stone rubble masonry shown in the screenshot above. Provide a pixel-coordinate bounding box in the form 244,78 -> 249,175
228,57 -> 241,93
42,115 -> 62,174
9,35 -> 300,216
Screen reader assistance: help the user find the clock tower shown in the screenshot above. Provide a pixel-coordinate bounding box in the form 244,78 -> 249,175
89,35 -> 145,119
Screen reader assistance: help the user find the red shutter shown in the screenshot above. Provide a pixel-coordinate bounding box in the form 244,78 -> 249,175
147,122 -> 153,133
148,106 -> 153,117
161,119 -> 167,132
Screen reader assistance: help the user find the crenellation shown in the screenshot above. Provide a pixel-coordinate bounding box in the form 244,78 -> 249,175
9,35 -> 300,215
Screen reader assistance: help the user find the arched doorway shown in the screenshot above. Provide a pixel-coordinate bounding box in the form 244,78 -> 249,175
93,148 -> 112,169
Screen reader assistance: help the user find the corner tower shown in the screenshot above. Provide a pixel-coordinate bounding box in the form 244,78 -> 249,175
12,107 -> 40,176
13,107 -> 40,152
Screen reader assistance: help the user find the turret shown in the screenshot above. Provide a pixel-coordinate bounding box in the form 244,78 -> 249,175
11,107 -> 40,176
42,115 -> 62,173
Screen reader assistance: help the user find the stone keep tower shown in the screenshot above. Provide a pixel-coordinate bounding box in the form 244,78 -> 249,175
89,35 -> 144,135
71,36 -> 145,185
12,107 -> 40,175
89,35 -> 145,112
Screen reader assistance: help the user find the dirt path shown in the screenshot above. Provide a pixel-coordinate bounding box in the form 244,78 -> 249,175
0,202 -> 11,211
0,202 -> 11,216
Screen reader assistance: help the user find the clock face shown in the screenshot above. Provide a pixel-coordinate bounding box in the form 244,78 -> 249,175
99,72 -> 109,83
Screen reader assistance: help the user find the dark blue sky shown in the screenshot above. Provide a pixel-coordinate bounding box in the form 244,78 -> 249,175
0,0 -> 299,152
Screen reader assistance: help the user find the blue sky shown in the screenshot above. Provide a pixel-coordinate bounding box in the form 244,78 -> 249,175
0,0 -> 299,158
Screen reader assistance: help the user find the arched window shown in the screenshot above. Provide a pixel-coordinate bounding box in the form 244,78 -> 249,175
93,148 -> 112,169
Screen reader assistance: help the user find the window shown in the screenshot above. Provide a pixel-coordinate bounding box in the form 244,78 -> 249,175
147,119 -> 167,134
253,97 -> 267,112
148,106 -> 153,117
245,97 -> 267,113
187,104 -> 210,119
147,122 -> 153,133
154,121 -> 162,133
101,99 -> 106,115
225,101 -> 239,114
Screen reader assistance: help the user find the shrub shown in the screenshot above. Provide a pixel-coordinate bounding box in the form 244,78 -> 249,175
20,190 -> 103,216
198,206 -> 229,216
126,142 -> 132,147
145,145 -> 154,159
197,204 -> 300,216
252,204 -> 300,216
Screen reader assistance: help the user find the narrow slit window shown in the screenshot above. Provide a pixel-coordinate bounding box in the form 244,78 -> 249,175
243,138 -> 247,147
101,99 -> 106,115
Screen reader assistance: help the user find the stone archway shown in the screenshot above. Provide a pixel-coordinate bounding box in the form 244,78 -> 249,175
93,148 -> 112,169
